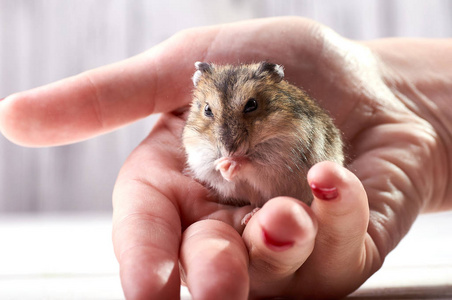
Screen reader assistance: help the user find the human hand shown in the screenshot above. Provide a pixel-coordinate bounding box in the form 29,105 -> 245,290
1,17 -> 449,299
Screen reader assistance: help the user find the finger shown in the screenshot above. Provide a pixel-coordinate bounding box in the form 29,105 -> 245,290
300,161 -> 374,298
242,197 -> 317,297
180,220 -> 249,300
0,20 -> 231,146
112,177 -> 182,300
111,114 -> 189,299
0,36 -> 197,146
308,161 -> 369,249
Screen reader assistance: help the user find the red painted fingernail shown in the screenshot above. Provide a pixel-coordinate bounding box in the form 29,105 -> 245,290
262,228 -> 294,251
310,183 -> 338,200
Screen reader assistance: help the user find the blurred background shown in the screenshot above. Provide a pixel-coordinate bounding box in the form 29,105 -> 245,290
1,0 -> 452,213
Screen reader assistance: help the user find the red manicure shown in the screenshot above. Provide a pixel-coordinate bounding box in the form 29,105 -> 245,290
310,183 -> 338,200
262,228 -> 294,251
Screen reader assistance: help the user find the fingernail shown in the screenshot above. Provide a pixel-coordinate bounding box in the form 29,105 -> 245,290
310,183 -> 338,200
262,228 -> 294,251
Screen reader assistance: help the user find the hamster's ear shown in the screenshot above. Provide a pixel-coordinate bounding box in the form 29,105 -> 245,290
193,61 -> 212,86
256,62 -> 284,83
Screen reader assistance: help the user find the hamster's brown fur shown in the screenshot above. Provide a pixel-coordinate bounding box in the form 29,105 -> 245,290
183,62 -> 343,207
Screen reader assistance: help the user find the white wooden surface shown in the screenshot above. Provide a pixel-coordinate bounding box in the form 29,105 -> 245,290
1,0 -> 452,212
0,211 -> 450,299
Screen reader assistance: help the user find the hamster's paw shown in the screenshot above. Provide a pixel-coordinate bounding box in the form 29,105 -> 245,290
214,157 -> 240,182
241,207 -> 260,226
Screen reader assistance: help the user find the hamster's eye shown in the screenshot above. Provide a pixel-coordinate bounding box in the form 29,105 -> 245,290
204,104 -> 214,117
244,98 -> 258,113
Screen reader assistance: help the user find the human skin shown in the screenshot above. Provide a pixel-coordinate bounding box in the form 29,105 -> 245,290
0,17 -> 451,299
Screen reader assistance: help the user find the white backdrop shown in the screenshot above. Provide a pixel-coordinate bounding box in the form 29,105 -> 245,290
1,0 -> 451,212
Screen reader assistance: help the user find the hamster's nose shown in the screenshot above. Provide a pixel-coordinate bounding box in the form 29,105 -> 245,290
219,128 -> 240,155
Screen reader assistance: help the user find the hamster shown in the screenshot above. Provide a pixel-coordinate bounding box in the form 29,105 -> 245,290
182,61 -> 343,210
